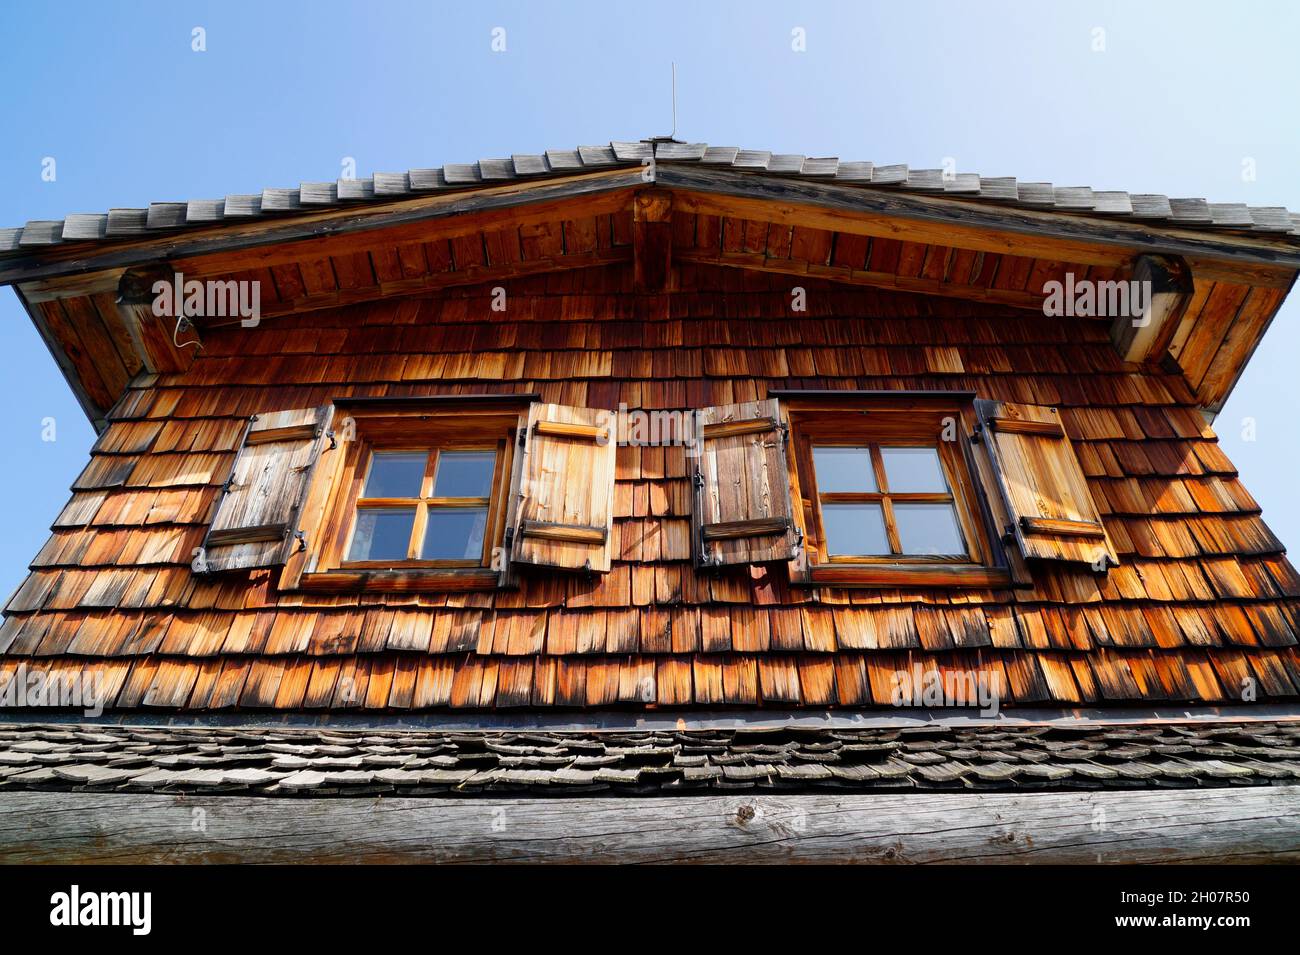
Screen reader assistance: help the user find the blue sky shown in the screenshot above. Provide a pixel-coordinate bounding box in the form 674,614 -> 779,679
0,0 -> 1297,595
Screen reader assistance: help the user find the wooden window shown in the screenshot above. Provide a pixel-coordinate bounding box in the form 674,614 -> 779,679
812,443 -> 968,560
779,392 -> 1017,588
344,446 -> 501,568
282,396 -> 530,593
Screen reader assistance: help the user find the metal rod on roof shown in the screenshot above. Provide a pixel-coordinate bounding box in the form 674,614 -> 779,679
671,62 -> 676,139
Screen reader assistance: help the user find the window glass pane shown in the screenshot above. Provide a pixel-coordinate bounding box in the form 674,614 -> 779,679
894,503 -> 965,556
421,507 -> 488,561
432,451 -> 496,498
880,446 -> 948,493
364,452 -> 427,498
822,503 -> 890,556
347,507 -> 415,561
812,447 -> 877,493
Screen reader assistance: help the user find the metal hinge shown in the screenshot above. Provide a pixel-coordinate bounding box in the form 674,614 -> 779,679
293,530 -> 307,552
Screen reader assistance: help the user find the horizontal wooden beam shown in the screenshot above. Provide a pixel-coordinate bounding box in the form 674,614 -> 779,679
700,417 -> 780,440
701,517 -> 792,541
987,417 -> 1066,437
807,563 -> 1016,588
297,569 -> 500,593
533,420 -> 607,442
4,787 -> 1296,863
1020,517 -> 1108,540
206,523 -> 288,547
518,520 -> 606,544
662,166 -> 1300,286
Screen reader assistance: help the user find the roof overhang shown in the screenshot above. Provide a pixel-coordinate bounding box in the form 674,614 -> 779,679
3,154 -> 1296,428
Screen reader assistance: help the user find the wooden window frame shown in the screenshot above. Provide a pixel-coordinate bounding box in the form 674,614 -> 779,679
340,443 -> 506,570
812,440 -> 974,564
281,396 -> 533,593
778,392 -> 1018,588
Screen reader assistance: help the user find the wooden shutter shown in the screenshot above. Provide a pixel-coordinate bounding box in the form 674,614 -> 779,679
201,405 -> 335,572
974,399 -> 1117,568
692,399 -> 799,567
509,403 -> 616,573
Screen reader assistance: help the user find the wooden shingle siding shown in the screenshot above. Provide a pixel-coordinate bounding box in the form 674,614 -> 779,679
3,264 -> 1299,710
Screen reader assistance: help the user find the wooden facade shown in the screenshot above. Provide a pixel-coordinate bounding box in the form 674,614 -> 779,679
2,143 -> 1299,717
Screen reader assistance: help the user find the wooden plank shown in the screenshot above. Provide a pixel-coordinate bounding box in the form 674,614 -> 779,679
988,417 -> 1066,438
3,788 -> 1297,864
534,420 -> 606,441
519,520 -> 607,544
1020,517 -> 1106,539
700,417 -> 779,440
701,516 -> 791,541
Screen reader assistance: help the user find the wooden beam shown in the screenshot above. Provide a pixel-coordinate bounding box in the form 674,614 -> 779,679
660,165 -> 1300,285
676,247 -> 1047,311
1111,255 -> 1194,363
0,168 -> 645,285
633,189 -> 673,292
3,787 -> 1297,863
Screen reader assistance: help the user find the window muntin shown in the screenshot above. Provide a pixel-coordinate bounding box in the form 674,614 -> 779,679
345,447 -> 499,566
810,440 -> 971,562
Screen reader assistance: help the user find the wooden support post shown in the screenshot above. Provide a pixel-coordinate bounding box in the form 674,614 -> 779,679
633,189 -> 673,292
1110,254 -> 1193,364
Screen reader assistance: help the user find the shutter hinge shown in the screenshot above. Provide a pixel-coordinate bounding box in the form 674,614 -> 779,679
778,421 -> 789,448
293,530 -> 307,552
692,468 -> 705,489
1002,524 -> 1017,546
971,424 -> 984,445
504,526 -> 515,550
517,429 -> 528,448
325,430 -> 337,450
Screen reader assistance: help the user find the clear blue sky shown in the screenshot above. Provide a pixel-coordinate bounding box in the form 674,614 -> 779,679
1,0 -> 1297,596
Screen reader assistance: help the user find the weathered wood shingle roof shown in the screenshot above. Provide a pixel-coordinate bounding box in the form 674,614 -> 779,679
4,139 -> 1299,252
3,720 -> 1299,796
